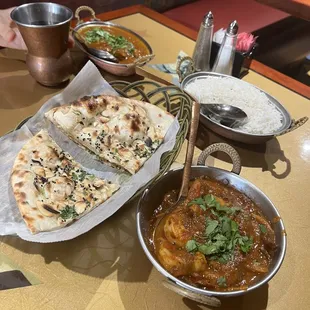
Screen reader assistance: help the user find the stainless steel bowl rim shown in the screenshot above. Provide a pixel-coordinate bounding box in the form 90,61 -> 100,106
73,20 -> 153,67
137,165 -> 287,297
11,2 -> 73,28
181,72 -> 292,138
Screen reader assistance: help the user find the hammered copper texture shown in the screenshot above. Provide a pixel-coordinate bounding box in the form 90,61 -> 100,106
17,21 -> 72,86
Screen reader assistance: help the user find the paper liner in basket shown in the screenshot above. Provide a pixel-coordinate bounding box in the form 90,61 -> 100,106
0,61 -> 179,243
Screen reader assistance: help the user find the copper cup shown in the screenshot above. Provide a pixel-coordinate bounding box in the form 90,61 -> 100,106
11,3 -> 73,87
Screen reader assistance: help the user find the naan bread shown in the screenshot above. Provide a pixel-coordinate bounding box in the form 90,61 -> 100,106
45,95 -> 174,174
11,130 -> 119,234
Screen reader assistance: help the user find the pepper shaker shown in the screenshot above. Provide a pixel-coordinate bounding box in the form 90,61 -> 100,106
212,20 -> 238,75
192,11 -> 214,72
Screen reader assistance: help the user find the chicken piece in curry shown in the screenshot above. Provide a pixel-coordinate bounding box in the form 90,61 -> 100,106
151,177 -> 276,291
78,26 -> 150,64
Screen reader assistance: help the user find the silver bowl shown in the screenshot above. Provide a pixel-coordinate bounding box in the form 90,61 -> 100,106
73,6 -> 154,76
137,144 -> 286,306
181,72 -> 292,144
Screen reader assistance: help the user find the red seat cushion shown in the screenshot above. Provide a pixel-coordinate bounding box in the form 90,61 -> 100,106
164,0 -> 289,33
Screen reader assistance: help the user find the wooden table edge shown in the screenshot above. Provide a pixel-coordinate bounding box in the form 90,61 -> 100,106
80,4 -> 309,99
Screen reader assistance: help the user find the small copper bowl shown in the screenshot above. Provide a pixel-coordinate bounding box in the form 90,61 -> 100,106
73,6 -> 154,76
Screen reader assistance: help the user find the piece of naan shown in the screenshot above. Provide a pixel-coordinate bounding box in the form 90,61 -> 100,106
45,95 -> 174,174
11,130 -> 119,234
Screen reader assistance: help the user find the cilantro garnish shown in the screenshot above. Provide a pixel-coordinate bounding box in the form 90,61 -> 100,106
217,276 -> 227,287
205,220 -> 219,235
72,172 -> 78,181
71,170 -> 90,182
134,145 -> 151,158
84,28 -> 135,55
185,240 -> 198,252
59,206 -> 78,220
185,194 -> 253,262
87,174 -> 95,181
78,170 -> 87,181
188,194 -> 241,215
259,224 -> 267,234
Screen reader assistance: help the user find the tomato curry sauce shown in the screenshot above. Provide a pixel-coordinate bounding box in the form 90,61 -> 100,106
78,25 -> 150,64
150,177 -> 276,292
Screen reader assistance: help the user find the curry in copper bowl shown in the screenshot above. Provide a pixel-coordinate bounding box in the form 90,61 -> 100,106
77,25 -> 150,64
151,177 -> 276,292
73,6 -> 154,76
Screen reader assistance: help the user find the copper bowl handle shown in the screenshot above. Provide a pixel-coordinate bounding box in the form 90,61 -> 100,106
126,54 -> 155,68
134,54 -> 155,66
197,143 -> 241,175
276,116 -> 308,136
75,6 -> 100,24
162,280 -> 221,307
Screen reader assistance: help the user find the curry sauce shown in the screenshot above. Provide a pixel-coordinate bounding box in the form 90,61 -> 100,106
78,25 -> 150,64
150,177 -> 276,292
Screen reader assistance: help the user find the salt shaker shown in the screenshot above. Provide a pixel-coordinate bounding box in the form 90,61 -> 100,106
192,11 -> 214,71
212,20 -> 238,75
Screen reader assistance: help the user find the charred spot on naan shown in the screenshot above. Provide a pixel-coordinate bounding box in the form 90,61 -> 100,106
92,131 -> 99,138
133,161 -> 140,173
72,99 -> 80,106
13,181 -> 24,188
22,216 -> 36,234
107,135 -> 112,147
131,119 -> 140,132
86,99 -> 97,112
73,95 -> 99,113
18,153 -> 26,162
99,97 -> 108,108
46,146 -> 59,159
22,214 -> 34,223
16,170 -> 31,178
32,150 -> 40,159
14,192 -> 27,203
80,95 -> 92,102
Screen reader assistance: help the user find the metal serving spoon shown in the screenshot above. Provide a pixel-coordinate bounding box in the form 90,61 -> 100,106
201,103 -> 248,128
71,28 -> 119,63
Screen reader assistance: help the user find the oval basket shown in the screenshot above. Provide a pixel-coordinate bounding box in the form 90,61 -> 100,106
11,80 -> 193,201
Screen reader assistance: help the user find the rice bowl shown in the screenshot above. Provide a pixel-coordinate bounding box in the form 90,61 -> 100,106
181,72 -> 291,144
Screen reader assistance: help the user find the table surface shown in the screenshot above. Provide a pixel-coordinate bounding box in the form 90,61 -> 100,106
1,6 -> 310,310
256,0 -> 310,21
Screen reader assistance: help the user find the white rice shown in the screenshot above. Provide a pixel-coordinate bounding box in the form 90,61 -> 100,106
184,76 -> 283,135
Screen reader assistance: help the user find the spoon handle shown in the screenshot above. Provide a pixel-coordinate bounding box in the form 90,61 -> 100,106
178,101 -> 200,200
